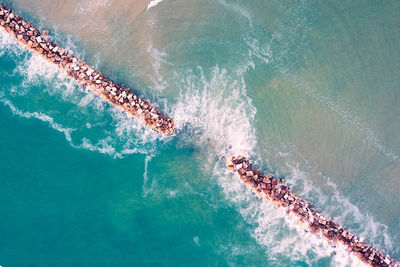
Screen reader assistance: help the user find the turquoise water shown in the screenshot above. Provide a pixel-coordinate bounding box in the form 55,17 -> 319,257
1,0 -> 399,266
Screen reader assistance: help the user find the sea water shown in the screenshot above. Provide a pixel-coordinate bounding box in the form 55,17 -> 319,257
0,0 -> 399,266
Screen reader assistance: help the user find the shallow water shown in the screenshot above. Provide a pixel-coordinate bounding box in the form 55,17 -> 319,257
1,0 -> 399,266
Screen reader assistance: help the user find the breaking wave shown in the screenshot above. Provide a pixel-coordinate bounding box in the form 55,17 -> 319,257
1,2 -> 398,264
213,159 -> 390,266
164,62 -> 371,265
172,66 -> 257,162
183,1 -> 397,264
0,28 -> 168,159
146,0 -> 167,11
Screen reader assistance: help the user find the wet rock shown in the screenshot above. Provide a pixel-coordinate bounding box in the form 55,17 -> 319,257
227,156 -> 399,266
78,73 -> 86,79
86,69 -> 94,76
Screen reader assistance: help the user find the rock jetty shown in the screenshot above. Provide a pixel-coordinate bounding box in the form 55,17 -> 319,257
1,3 -> 399,266
227,156 -> 399,267
0,4 -> 175,135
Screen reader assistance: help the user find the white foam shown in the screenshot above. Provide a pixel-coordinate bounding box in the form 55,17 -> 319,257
215,166 -> 368,266
249,147 -> 394,263
146,39 -> 168,91
281,70 -> 399,161
0,97 -> 131,158
77,136 -> 117,154
167,189 -> 178,198
73,134 -> 155,159
146,0 -> 167,11
0,97 -> 74,143
0,29 -> 24,57
72,109 -> 164,158
1,27 -> 166,158
19,53 -> 62,82
193,236 -> 200,246
244,37 -> 272,65
111,107 -> 168,145
240,0 -> 398,162
172,66 -> 257,161
75,0 -> 110,15
322,175 -> 393,251
142,154 -> 153,196
2,7 -> 395,264
235,56 -> 255,76
170,64 -> 350,263
10,42 -> 81,102
2,102 -> 161,158
216,0 -> 254,28
78,93 -> 98,107
1,83 -> 161,160
242,1 -> 309,69
237,3 -> 397,259
169,64 -> 348,263
1,25 -> 78,62
290,162 -> 393,245
192,67 -> 394,264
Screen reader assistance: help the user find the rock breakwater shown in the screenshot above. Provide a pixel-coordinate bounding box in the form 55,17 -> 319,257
1,3 -> 399,266
226,156 -> 399,267
0,4 -> 175,135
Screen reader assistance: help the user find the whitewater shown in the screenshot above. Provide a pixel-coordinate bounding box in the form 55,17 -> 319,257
1,0 -> 399,266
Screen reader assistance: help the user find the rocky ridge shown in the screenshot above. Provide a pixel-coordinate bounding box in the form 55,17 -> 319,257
1,3 -> 399,266
0,4 -> 175,135
227,156 -> 399,267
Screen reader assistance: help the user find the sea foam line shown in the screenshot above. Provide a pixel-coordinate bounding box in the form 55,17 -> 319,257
0,32 -> 163,158
216,0 -> 254,28
168,64 -> 380,264
224,156 -> 399,266
2,2 -> 396,266
285,70 -> 399,162
240,0 -> 398,162
0,4 -> 174,134
0,42 -> 166,159
0,96 -> 159,158
0,97 -> 74,142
